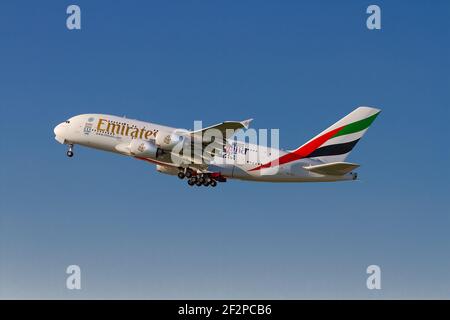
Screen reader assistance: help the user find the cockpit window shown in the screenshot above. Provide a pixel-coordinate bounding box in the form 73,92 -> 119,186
65,120 -> 70,124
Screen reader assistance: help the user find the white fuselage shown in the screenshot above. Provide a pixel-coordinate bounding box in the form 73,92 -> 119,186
54,114 -> 356,183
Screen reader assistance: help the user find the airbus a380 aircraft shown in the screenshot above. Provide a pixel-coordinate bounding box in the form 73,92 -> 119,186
53,106 -> 380,187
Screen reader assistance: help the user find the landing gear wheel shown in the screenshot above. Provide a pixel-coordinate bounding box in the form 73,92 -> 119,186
188,176 -> 198,186
178,172 -> 185,179
66,144 -> 74,157
210,180 -> 217,187
185,170 -> 192,179
196,180 -> 203,186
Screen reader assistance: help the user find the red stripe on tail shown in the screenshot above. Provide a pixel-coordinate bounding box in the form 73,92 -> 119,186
249,126 -> 344,171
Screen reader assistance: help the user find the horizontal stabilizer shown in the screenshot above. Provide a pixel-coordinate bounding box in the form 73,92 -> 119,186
303,162 -> 359,176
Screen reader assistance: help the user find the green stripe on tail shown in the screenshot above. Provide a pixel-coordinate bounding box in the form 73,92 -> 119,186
332,112 -> 380,138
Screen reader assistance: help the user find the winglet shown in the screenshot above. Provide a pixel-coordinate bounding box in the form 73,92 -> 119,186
241,118 -> 253,129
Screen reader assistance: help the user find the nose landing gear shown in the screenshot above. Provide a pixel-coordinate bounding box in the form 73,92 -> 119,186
66,144 -> 74,157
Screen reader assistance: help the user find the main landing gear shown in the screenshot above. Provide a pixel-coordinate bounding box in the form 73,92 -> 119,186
177,168 -> 191,180
178,169 -> 219,188
66,144 -> 74,157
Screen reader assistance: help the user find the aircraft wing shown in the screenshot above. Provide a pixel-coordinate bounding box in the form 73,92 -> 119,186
189,119 -> 253,140
136,119 -> 252,172
303,162 -> 360,176
179,118 -> 253,165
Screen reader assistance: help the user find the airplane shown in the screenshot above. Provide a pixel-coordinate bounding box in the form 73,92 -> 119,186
53,106 -> 380,187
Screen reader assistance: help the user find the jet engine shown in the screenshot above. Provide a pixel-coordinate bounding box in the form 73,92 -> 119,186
155,130 -> 187,150
129,139 -> 159,158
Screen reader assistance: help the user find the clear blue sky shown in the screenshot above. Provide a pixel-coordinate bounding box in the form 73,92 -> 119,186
0,0 -> 449,299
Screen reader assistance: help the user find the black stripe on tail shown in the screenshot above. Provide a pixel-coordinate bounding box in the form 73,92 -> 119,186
307,139 -> 360,158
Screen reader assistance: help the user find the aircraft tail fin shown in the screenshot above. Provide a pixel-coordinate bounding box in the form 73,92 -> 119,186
291,106 -> 381,163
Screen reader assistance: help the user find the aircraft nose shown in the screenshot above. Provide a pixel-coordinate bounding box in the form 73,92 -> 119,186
54,122 -> 68,144
54,123 -> 64,136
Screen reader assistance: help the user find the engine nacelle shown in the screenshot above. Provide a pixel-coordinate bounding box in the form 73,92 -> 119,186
156,165 -> 179,176
129,139 -> 159,158
155,130 -> 186,150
